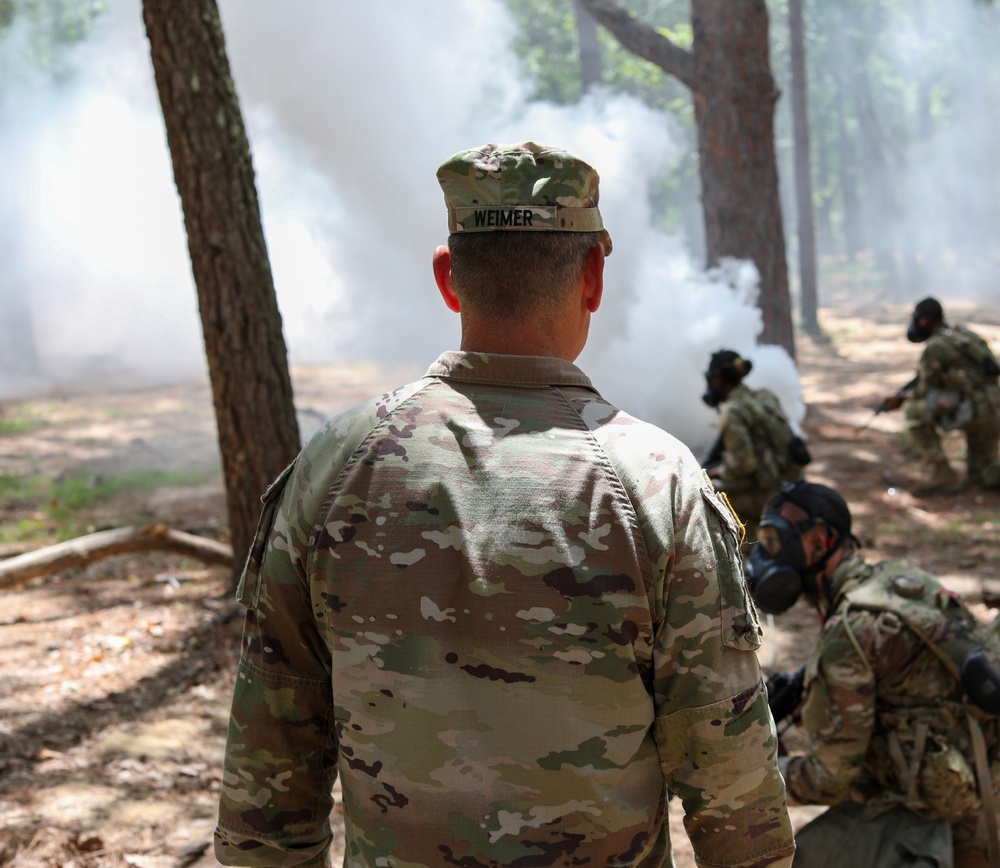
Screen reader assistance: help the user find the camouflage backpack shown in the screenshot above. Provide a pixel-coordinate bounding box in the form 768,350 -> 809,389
841,566 -> 1000,854
754,389 -> 812,477
922,327 -> 999,430
940,326 -> 1000,394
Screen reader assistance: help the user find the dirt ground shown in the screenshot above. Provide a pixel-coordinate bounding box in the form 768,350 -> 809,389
1,296 -> 999,867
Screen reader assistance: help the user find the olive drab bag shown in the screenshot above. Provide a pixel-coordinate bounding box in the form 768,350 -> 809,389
840,567 -> 1000,867
926,326 -> 1000,430
755,388 -> 812,476
952,325 -> 1000,382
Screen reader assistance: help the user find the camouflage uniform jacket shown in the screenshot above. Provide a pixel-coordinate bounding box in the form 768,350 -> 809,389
785,555 -> 1000,832
910,323 -> 1000,425
716,384 -> 796,492
215,351 -> 794,868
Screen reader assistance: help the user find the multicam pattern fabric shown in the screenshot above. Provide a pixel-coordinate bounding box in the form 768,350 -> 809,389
785,554 -> 1000,860
713,384 -> 803,537
215,352 -> 794,868
906,323 -> 1000,485
437,142 -> 613,254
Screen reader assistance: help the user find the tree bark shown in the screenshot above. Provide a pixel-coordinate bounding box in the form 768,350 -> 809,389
834,76 -> 862,262
142,0 -> 300,588
690,0 -> 793,355
576,0 -> 696,90
576,4 -> 603,93
576,0 -> 794,357
789,0 -> 819,334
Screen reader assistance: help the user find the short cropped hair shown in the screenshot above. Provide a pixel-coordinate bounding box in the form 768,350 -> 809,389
447,231 -> 601,321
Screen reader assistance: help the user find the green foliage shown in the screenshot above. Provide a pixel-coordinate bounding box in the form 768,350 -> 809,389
504,0 -> 583,104
46,468 -> 214,518
769,0 -> 1000,273
0,409 -> 49,435
0,467 -> 218,540
0,471 -> 24,497
502,0 -> 690,110
0,0 -> 107,80
500,0 -> 697,234
0,0 -> 14,30
0,516 -> 49,544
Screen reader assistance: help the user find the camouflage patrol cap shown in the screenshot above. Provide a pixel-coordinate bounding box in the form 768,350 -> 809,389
436,142 -> 613,255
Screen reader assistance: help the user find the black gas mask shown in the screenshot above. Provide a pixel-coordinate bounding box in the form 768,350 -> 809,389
907,298 -> 943,343
702,350 -> 748,409
907,317 -> 934,343
747,480 -> 856,615
745,514 -> 814,614
702,374 -> 725,409
746,514 -> 843,615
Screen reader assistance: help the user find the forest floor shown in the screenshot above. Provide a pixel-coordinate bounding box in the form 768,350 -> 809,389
1,290 -> 999,867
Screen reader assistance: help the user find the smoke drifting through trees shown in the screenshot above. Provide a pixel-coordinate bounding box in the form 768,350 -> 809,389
37,0 -> 1000,448
774,0 -> 1000,302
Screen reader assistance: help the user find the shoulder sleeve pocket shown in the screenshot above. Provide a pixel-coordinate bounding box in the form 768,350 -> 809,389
701,485 -> 763,652
235,460 -> 297,610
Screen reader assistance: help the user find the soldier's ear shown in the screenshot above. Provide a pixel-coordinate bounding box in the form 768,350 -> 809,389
433,246 -> 461,313
816,527 -> 838,556
581,242 -> 604,313
803,526 -> 831,562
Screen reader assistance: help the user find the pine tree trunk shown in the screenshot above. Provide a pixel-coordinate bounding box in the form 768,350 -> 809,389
142,0 -> 300,587
789,0 -> 819,334
690,0 -> 794,356
576,5 -> 602,93
834,83 -> 862,262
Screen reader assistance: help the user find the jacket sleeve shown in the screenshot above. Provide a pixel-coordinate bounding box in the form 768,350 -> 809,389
214,459 -> 339,868
783,612 -> 877,805
213,386 -> 426,866
654,477 -> 795,868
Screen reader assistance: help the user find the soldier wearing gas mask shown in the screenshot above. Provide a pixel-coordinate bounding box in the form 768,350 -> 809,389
700,349 -> 810,545
748,480 -> 1000,868
880,296 -> 1000,494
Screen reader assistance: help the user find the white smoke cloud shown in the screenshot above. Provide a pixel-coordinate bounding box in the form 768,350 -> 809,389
0,0 -> 801,452
219,0 -> 802,447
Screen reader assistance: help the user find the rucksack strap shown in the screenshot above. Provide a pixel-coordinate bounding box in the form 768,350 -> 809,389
887,721 -> 929,806
967,711 -> 1000,867
845,595 -> 1000,865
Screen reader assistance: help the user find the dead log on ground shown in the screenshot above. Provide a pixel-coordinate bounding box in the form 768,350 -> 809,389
0,524 -> 233,590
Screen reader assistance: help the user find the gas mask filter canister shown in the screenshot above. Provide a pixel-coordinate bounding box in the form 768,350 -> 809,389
745,516 -> 810,615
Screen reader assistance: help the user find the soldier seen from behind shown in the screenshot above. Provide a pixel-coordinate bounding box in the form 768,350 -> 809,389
748,481 -> 1000,868
702,349 -> 811,545
214,142 -> 794,868
880,297 -> 1000,494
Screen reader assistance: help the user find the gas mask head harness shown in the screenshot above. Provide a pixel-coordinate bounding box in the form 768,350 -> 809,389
907,296 -> 943,343
746,481 -> 858,615
702,349 -> 752,409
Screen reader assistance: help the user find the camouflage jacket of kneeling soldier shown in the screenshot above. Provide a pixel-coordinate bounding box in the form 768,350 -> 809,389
909,324 -> 1000,430
784,554 -> 1000,858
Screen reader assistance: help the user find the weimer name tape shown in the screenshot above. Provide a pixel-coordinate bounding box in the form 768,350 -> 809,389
448,205 -> 605,232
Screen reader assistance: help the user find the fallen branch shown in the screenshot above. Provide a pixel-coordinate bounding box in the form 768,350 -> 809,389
0,524 -> 233,590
